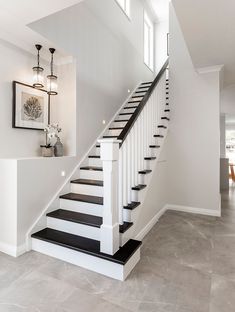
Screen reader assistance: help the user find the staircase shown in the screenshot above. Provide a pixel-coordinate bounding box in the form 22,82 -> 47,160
31,59 -> 170,281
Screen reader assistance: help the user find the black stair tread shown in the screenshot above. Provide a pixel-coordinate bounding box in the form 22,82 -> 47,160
141,82 -> 152,85
47,209 -> 133,234
124,202 -> 141,210
161,117 -> 170,121
166,92 -> 169,94
80,166 -> 103,171
71,179 -> 103,187
154,135 -> 164,138
60,193 -> 103,205
88,155 -> 100,159
114,120 -> 128,122
103,135 -> 119,138
149,145 -> 160,148
119,113 -> 133,116
47,209 -> 103,228
132,184 -> 147,191
166,97 -> 169,100
135,91 -> 146,94
139,170 -> 152,174
31,228 -> 142,265
96,144 -> 100,148
165,109 -> 170,112
128,100 -> 141,103
158,125 -> 167,129
109,127 -> 124,130
124,106 -> 138,109
132,95 -> 144,98
119,222 -> 133,233
144,157 -> 157,160
166,103 -> 169,106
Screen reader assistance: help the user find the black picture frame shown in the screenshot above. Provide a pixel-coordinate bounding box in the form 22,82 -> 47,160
12,81 -> 50,131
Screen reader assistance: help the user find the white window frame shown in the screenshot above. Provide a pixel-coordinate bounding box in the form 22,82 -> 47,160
144,11 -> 154,71
115,0 -> 130,19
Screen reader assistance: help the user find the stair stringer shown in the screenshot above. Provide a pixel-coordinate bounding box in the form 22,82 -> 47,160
26,82 -> 142,251
120,126 -> 170,245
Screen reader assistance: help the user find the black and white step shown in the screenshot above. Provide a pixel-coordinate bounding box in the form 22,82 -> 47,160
31,228 -> 141,280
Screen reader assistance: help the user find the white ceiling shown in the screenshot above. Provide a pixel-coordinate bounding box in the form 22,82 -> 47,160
0,0 -> 84,61
172,0 -> 235,86
0,0 -> 83,24
148,0 -> 170,22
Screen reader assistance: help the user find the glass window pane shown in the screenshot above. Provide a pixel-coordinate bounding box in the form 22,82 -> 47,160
144,11 -> 154,70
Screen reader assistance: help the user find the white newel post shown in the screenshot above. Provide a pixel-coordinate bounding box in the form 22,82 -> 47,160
98,138 -> 121,255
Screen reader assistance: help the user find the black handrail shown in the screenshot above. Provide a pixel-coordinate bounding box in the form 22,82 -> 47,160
118,58 -> 169,146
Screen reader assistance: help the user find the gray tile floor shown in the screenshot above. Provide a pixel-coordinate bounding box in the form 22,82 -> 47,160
0,190 -> 235,311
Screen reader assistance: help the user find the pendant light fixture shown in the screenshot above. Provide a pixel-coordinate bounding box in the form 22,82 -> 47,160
33,44 -> 44,88
47,48 -> 58,95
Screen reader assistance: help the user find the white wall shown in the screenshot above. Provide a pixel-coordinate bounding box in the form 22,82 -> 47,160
51,61 -> 77,156
0,160 -> 17,255
167,4 -> 221,213
0,157 -> 77,255
221,84 -> 235,115
220,115 -> 226,158
0,39 -> 76,158
30,0 -> 155,159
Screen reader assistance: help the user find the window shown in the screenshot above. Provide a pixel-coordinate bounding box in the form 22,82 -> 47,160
116,0 -> 130,18
144,12 -> 154,71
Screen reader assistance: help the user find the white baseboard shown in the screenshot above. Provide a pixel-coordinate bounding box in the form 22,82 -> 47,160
16,243 -> 27,257
0,242 -> 26,257
134,202 -> 221,242
166,204 -> 221,217
135,205 -> 167,241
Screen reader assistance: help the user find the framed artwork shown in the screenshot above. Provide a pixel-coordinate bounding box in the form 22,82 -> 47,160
12,81 -> 50,130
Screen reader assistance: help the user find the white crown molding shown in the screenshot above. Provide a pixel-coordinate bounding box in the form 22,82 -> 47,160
197,64 -> 224,74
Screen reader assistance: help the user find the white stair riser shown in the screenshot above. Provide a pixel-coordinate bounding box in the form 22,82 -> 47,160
137,88 -> 149,92
91,147 -> 100,156
47,217 -> 130,246
47,217 -> 100,240
144,160 -> 152,170
158,128 -> 166,136
123,205 -> 140,222
138,174 -> 146,185
116,114 -> 131,121
107,129 -> 122,136
88,158 -> 102,167
131,190 -> 139,202
71,183 -> 103,197
150,148 -> 158,158
111,121 -> 127,128
60,198 -> 103,217
31,238 -> 141,281
120,226 -> 134,247
125,103 -> 138,109
79,169 -> 103,180
134,93 -> 145,97
154,137 -> 164,146
121,107 -> 136,114
131,96 -> 143,101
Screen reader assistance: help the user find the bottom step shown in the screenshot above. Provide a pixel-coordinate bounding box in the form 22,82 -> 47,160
31,228 -> 141,281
